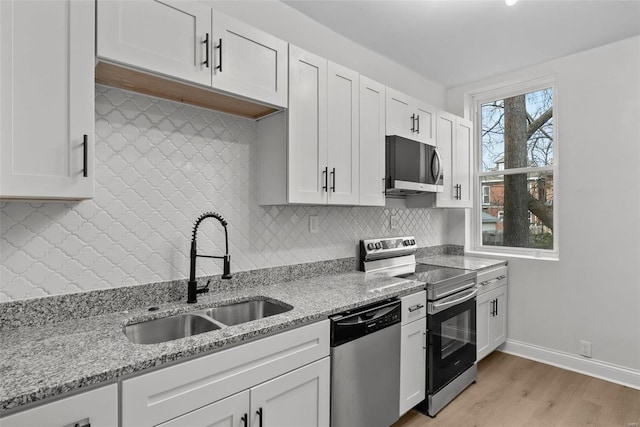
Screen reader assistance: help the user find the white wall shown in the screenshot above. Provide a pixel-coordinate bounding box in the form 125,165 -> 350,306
209,0 -> 445,108
447,36 -> 640,383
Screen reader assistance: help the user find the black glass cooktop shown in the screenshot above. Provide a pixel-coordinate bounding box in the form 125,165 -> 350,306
395,263 -> 475,286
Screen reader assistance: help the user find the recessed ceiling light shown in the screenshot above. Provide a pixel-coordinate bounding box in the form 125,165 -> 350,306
505,0 -> 518,6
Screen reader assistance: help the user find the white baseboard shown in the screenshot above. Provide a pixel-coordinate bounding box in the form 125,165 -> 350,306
500,339 -> 640,390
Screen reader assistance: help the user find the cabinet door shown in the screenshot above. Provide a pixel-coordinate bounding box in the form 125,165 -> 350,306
97,0 -> 211,86
399,319 -> 426,416
0,384 -> 117,427
288,45 -> 328,204
385,87 -> 414,140
157,390 -> 249,427
327,62 -> 359,205
0,0 -> 94,199
435,110 -> 457,207
250,357 -> 330,427
414,101 -> 436,146
454,118 -> 473,208
359,76 -> 386,206
476,291 -> 493,361
490,286 -> 508,350
212,11 -> 288,107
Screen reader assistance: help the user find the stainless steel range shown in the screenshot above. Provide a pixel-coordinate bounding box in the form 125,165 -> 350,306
359,236 -> 478,417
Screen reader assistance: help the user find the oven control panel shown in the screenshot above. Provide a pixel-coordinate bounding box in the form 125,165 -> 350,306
360,236 -> 417,256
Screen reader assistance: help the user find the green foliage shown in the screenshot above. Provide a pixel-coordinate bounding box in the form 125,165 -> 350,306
530,232 -> 553,249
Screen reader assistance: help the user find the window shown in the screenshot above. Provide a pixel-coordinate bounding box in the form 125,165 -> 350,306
482,185 -> 490,205
472,78 -> 557,258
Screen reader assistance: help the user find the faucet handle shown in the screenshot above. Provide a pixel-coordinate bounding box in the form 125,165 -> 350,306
196,279 -> 211,294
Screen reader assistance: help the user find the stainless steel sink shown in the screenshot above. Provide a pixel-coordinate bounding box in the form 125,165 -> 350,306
205,298 -> 293,326
124,313 -> 221,344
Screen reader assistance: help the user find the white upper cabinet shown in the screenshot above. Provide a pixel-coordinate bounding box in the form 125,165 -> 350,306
97,0 -> 212,86
386,87 -> 436,145
359,77 -> 386,206
287,45 -> 328,204
0,0 -> 95,200
434,111 -> 473,208
212,11 -> 288,107
259,46 -> 363,206
97,1 -> 288,108
327,61 -> 359,205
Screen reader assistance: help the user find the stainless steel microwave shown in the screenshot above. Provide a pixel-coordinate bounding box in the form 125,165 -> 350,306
385,135 -> 443,195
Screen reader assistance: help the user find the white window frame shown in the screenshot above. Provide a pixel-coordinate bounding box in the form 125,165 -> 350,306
466,75 -> 559,260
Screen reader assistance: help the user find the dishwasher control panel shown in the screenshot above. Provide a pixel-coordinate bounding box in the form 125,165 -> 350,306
330,299 -> 401,347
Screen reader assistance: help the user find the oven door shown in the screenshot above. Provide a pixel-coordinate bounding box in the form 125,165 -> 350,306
427,289 -> 477,394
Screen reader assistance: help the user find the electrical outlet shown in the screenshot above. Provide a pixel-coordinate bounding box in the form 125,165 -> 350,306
579,340 -> 592,358
309,215 -> 319,234
390,214 -> 398,229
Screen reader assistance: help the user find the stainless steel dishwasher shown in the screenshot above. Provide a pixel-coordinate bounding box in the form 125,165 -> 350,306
330,298 -> 401,427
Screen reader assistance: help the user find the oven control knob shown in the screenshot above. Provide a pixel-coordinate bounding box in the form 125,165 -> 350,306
375,242 -> 382,249
403,240 -> 409,246
367,243 -> 374,250
410,239 -> 415,245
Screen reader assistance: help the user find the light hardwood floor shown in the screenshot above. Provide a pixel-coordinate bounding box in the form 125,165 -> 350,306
393,352 -> 640,427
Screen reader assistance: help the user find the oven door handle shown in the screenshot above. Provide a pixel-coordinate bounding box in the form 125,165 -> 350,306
430,287 -> 478,314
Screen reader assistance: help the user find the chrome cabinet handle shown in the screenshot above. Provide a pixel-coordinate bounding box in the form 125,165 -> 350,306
241,413 -> 248,427
256,407 -> 263,427
415,114 -> 420,134
408,303 -> 424,312
382,177 -> 386,194
410,114 -> 416,132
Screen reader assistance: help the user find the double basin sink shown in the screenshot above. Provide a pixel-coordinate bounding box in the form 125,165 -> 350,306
124,298 -> 293,345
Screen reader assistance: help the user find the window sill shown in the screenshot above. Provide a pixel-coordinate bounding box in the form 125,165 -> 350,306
466,248 -> 559,262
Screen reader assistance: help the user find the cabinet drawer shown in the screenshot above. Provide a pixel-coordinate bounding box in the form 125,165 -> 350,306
1,384 -> 117,427
122,320 -> 329,427
401,291 -> 426,325
477,266 -> 508,295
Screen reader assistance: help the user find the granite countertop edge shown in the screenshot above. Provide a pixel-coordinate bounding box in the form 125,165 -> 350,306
0,270 -> 425,414
417,254 -> 507,271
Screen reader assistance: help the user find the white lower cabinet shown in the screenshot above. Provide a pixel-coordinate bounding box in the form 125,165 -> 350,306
158,358 -> 329,427
476,267 -> 509,361
251,357 -> 330,427
121,320 -> 330,427
0,384 -> 117,427
399,291 -> 427,416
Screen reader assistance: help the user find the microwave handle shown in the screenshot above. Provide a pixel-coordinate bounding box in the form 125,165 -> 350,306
432,147 -> 443,183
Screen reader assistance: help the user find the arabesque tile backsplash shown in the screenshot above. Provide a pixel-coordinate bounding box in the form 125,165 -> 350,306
0,86 -> 448,302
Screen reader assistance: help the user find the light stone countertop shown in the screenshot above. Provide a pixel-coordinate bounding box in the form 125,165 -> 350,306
417,254 -> 507,272
0,270 -> 424,414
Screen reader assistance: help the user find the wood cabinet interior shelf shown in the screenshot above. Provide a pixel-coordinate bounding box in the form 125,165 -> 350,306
95,62 -> 279,120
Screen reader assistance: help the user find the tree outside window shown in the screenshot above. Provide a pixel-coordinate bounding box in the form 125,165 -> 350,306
478,87 -> 555,251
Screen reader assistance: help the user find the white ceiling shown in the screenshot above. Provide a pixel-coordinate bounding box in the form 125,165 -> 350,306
283,0 -> 640,88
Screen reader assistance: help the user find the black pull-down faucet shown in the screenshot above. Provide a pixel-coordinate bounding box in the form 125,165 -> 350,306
188,212 -> 232,304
